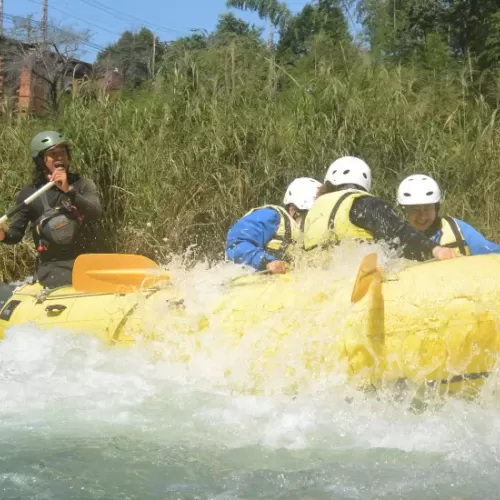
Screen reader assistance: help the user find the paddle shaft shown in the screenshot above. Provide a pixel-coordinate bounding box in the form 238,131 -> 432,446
0,181 -> 55,225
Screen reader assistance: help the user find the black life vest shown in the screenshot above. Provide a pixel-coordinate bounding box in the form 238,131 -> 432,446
34,192 -> 84,252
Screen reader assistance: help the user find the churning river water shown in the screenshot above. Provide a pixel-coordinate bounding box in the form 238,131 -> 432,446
1,249 -> 500,499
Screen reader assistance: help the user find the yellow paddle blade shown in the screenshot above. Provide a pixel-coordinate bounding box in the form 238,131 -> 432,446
351,252 -> 379,304
73,254 -> 170,293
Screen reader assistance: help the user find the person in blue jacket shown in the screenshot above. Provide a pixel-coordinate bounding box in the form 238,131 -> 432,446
226,177 -> 322,274
397,174 -> 500,256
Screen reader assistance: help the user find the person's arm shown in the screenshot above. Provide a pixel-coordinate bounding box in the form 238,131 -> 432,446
455,219 -> 500,255
350,196 -> 438,261
226,208 -> 281,270
67,179 -> 102,221
0,187 -> 34,245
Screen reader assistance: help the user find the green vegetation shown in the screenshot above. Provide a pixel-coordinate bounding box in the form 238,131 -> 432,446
2,0 -> 500,280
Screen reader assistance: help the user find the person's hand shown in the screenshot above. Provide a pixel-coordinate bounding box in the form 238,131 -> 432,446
432,246 -> 459,260
266,260 -> 288,274
50,167 -> 70,193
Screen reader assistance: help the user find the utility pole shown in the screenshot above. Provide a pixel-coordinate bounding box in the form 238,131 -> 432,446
0,0 -> 3,36
42,0 -> 48,43
27,18 -> 33,42
152,33 -> 156,78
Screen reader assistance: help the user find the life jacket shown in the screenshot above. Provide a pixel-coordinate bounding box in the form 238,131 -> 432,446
34,192 -> 84,253
244,205 -> 299,260
437,216 -> 470,256
304,189 -> 374,251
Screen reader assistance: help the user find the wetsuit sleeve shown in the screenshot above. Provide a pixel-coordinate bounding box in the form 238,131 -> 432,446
2,187 -> 33,245
350,196 -> 438,261
455,219 -> 500,255
225,208 -> 282,270
67,179 -> 102,221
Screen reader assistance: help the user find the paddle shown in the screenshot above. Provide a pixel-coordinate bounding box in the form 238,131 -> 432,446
0,181 -> 55,225
73,253 -> 171,294
350,252 -> 386,383
351,252 -> 379,304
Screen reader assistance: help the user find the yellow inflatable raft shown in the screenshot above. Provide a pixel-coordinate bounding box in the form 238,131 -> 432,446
1,252 -> 500,398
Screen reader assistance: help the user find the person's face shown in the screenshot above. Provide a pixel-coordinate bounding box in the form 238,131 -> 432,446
404,204 -> 437,232
44,145 -> 70,174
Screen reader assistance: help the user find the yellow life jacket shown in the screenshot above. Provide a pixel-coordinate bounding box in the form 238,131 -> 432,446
245,205 -> 299,260
304,189 -> 374,251
438,216 -> 470,256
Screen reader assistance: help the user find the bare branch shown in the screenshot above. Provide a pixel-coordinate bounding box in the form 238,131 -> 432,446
3,14 -> 92,111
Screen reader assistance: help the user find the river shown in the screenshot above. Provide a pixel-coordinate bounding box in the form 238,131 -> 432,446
0,250 -> 499,499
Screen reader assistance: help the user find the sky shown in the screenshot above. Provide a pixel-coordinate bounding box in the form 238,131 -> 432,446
1,0 -> 359,62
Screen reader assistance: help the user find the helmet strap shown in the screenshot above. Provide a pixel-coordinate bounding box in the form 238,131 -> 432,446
295,208 -> 308,221
286,204 -> 297,219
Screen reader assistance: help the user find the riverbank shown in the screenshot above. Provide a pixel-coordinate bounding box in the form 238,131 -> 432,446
1,50 -> 499,280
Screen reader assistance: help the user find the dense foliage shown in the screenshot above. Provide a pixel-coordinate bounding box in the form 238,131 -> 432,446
2,1 -> 500,280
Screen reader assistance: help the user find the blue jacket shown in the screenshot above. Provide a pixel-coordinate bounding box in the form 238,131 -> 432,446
226,207 -> 281,270
431,218 -> 500,255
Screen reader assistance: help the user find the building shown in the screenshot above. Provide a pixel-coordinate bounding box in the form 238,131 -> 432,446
0,35 -> 122,115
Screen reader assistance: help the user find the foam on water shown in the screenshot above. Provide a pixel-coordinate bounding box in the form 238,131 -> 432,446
1,244 -> 500,498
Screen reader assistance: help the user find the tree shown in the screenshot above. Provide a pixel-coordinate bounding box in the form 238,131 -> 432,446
4,15 -> 91,111
357,0 -> 444,63
444,0 -> 500,67
159,13 -> 268,96
277,0 -> 350,57
226,0 -> 292,30
161,13 -> 264,67
226,0 -> 292,47
96,28 -> 164,87
211,12 -> 263,45
484,11 -> 500,69
357,0 -> 500,69
167,32 -> 209,53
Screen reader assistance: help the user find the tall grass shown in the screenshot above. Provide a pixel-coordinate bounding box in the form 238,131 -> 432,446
1,41 -> 500,280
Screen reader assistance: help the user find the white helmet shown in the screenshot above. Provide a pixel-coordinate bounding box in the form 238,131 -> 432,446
324,156 -> 372,192
283,177 -> 322,210
397,175 -> 441,205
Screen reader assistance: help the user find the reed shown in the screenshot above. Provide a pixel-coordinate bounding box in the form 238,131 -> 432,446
1,42 -> 500,279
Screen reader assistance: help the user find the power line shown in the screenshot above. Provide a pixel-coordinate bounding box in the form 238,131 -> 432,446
2,13 -> 101,51
3,12 -> 106,52
28,0 -> 122,36
76,0 -> 190,36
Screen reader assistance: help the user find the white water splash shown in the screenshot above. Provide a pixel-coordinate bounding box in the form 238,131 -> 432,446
1,244 -> 500,498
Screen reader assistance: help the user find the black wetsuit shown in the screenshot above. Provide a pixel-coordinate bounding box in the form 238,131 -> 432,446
350,197 -> 437,261
2,173 -> 102,288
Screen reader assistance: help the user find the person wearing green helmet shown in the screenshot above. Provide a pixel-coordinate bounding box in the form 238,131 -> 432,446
0,131 -> 102,288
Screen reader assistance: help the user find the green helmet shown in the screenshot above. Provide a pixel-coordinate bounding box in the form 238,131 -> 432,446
29,131 -> 70,158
